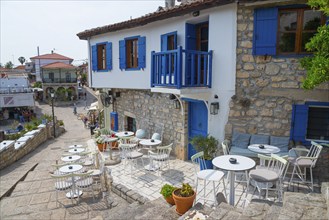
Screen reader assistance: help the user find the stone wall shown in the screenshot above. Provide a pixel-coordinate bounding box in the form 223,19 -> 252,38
225,6 -> 329,140
112,89 -> 188,159
0,124 -> 65,170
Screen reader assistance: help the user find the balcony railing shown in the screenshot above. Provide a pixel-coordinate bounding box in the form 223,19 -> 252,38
151,46 -> 212,89
42,78 -> 77,83
0,86 -> 33,94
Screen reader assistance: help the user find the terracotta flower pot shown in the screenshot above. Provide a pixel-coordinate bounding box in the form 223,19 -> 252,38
165,195 -> 175,205
172,189 -> 196,215
97,143 -> 106,152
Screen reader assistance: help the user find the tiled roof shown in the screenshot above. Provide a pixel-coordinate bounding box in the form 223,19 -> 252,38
77,0 -> 234,40
14,65 -> 25,70
30,53 -> 73,61
41,62 -> 76,69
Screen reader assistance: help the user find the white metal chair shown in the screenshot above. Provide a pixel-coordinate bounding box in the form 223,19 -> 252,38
191,151 -> 227,206
74,171 -> 95,202
288,141 -> 323,191
148,143 -> 173,176
50,173 -> 73,206
151,133 -> 161,141
119,141 -> 145,175
247,154 -> 287,201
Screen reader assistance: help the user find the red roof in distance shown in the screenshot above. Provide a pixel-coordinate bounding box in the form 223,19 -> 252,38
30,52 -> 73,61
41,62 -> 76,69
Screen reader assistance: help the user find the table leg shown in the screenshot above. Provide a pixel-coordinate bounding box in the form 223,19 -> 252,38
229,171 -> 235,206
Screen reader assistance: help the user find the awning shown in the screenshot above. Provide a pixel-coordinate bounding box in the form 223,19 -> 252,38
91,101 -> 98,107
88,106 -> 98,111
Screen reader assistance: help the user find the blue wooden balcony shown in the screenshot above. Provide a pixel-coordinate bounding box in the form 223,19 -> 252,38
151,46 -> 212,89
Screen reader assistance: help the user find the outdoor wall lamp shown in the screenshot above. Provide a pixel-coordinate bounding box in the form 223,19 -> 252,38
210,102 -> 219,115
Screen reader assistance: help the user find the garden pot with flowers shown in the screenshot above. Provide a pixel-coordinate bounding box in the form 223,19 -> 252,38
160,184 -> 177,205
96,136 -> 107,152
172,183 -> 196,215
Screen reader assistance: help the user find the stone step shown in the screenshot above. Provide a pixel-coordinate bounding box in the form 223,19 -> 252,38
242,199 -> 282,219
278,192 -> 327,219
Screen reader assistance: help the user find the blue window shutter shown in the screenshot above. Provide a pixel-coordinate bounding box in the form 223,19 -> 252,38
119,40 -> 126,70
173,32 -> 177,49
138,36 -> 146,69
91,45 -> 97,71
253,7 -> 278,55
106,42 -> 112,70
161,34 -> 168,51
290,104 -> 309,145
185,23 -> 196,50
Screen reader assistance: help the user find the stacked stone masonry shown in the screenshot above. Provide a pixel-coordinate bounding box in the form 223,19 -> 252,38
225,6 -> 329,182
113,89 -> 187,159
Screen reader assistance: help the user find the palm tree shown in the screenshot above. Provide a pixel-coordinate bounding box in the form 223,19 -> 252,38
18,56 -> 26,65
5,61 -> 14,69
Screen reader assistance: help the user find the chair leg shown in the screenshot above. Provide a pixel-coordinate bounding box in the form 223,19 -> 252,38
222,178 -> 228,199
203,179 -> 206,205
289,165 -> 296,188
310,167 -> 313,192
212,181 -> 217,206
193,178 -> 199,206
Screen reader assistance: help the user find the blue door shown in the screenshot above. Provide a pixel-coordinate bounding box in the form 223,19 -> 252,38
188,101 -> 208,160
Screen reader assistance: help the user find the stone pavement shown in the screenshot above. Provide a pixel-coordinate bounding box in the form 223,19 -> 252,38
0,99 -> 129,220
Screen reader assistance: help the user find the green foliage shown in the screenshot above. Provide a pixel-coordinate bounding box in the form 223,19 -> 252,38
33,81 -> 42,88
58,120 -> 64,126
6,132 -> 23,140
190,135 -> 218,160
5,61 -> 14,69
95,136 -> 106,144
41,114 -> 52,122
177,183 -> 194,197
300,25 -> 329,89
160,184 -> 177,199
308,0 -> 329,15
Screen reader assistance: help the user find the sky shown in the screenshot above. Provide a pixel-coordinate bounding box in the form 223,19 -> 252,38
0,0 -> 167,66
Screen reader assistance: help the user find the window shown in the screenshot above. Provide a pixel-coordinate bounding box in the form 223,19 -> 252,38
91,42 -> 112,71
119,36 -> 146,70
65,72 -> 71,82
253,6 -> 326,56
127,116 -> 136,132
126,38 -> 138,68
161,32 -> 177,75
49,72 -> 54,82
278,8 -> 324,54
97,44 -> 106,70
290,102 -> 329,145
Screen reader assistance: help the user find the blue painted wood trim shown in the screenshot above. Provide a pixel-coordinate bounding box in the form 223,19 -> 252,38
151,51 -> 155,87
208,50 -> 213,88
177,46 -> 182,89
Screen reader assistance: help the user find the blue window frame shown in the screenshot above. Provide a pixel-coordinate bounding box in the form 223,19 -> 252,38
119,36 -> 146,70
253,5 -> 327,56
290,102 -> 329,145
91,42 -> 112,72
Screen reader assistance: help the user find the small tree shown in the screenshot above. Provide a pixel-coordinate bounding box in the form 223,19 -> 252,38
5,61 -> 14,69
18,56 -> 26,65
300,0 -> 329,89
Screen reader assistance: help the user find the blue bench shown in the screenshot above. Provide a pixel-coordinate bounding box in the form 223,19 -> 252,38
229,131 -> 290,157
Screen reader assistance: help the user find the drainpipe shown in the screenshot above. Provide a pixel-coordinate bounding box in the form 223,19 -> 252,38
87,37 -> 93,88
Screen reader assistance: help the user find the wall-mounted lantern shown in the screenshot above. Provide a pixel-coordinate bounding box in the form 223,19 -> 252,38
169,94 -> 180,109
210,102 -> 219,115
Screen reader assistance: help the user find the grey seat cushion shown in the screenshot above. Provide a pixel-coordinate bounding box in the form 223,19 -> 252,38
250,134 -> 270,145
232,131 -> 251,149
270,136 -> 289,151
230,147 -> 257,157
249,169 -> 279,182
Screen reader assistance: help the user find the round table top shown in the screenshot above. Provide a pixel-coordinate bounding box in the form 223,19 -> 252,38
103,136 -> 118,142
139,139 -> 162,146
61,155 -> 81,162
68,148 -> 85,153
115,131 -> 134,138
68,144 -> 83,148
248,144 -> 280,154
212,155 -> 255,171
59,164 -> 83,173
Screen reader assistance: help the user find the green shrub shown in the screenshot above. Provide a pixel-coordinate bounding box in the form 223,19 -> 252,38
160,184 -> 177,199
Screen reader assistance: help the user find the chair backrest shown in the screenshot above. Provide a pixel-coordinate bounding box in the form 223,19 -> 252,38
118,142 -> 138,159
135,129 -> 147,139
156,143 -> 173,159
221,140 -> 230,155
191,151 -> 207,171
50,173 -> 72,190
151,133 -> 161,141
308,141 -> 323,166
269,154 -> 288,177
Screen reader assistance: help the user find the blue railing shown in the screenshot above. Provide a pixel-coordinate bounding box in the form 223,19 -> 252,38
151,46 -> 212,89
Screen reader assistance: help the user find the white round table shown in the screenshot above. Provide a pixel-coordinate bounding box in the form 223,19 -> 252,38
248,144 -> 280,154
212,155 -> 255,206
140,139 -> 162,171
103,136 -> 119,160
115,131 -> 134,138
59,164 -> 83,199
68,144 -> 83,148
68,148 -> 85,154
61,155 -> 81,163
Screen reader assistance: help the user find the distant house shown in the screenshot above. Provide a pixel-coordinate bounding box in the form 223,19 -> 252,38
30,52 -> 78,101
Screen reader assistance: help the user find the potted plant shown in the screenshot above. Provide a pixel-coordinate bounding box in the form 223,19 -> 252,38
172,183 -> 196,215
96,136 -> 107,152
190,135 -> 218,169
160,184 -> 176,205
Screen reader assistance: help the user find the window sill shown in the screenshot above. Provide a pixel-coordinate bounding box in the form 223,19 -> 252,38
124,68 -> 142,71
94,69 -> 110,72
